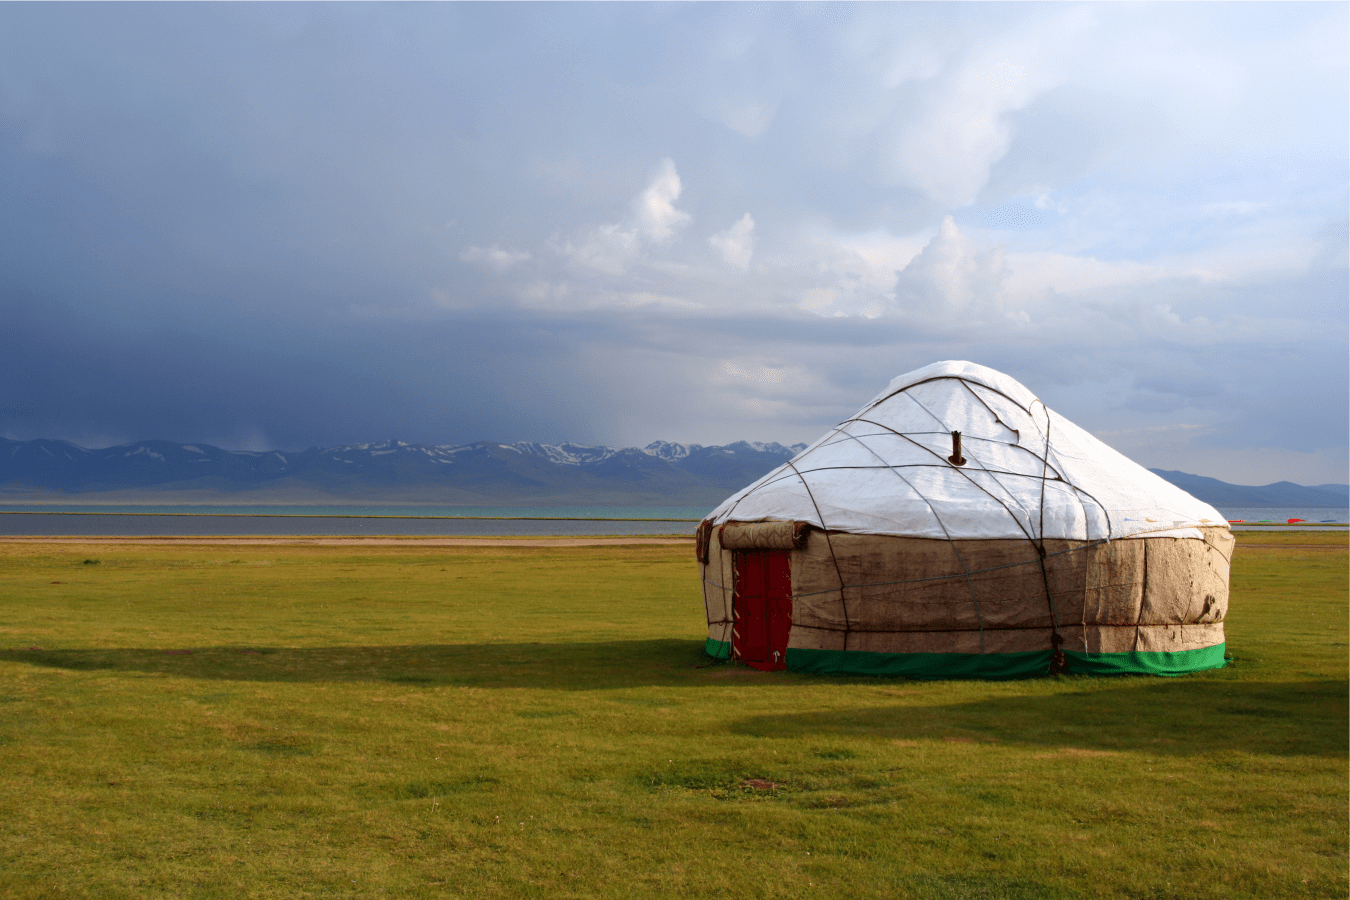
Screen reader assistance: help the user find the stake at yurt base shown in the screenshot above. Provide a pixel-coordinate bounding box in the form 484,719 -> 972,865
696,360 -> 1233,679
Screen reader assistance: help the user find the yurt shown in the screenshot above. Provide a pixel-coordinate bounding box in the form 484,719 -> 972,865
696,361 -> 1232,678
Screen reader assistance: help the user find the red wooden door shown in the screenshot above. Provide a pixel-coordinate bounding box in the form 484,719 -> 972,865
733,550 -> 792,671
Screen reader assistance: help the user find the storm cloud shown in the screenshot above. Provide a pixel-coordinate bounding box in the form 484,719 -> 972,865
1,3 -> 1345,484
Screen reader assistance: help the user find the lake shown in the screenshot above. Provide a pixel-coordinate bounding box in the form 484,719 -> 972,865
0,505 -> 707,537
0,503 -> 1343,536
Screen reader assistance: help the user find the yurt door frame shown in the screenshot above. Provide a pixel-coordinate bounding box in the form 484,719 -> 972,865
732,550 -> 792,671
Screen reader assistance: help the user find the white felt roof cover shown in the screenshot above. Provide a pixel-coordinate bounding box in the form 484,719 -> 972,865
708,361 -> 1227,541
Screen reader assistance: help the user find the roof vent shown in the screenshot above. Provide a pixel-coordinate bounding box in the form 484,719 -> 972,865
948,431 -> 966,467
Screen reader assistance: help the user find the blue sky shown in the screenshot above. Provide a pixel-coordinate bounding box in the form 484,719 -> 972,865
0,2 -> 1345,485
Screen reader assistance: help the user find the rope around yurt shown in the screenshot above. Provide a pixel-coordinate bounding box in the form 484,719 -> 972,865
703,373 -> 1154,676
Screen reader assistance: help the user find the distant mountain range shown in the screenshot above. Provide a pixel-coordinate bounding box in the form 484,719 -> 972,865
0,437 -> 1344,508
1145,469 -> 1348,509
0,437 -> 807,506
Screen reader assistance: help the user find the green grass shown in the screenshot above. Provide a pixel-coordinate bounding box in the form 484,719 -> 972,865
0,533 -> 1344,899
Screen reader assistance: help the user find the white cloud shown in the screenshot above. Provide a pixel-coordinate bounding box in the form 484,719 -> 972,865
1003,251 -> 1164,306
765,227 -> 932,318
713,358 -> 800,389
799,287 -> 837,313
565,158 -> 691,273
633,157 -> 691,243
1,4 -> 1343,485
515,279 -> 702,313
519,280 -> 574,306
886,9 -> 1092,205
562,224 -> 642,275
707,357 -> 823,421
891,216 -> 1007,318
709,213 -> 755,269
460,244 -> 530,270
707,96 -> 779,139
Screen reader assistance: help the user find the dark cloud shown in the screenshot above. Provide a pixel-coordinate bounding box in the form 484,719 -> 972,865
0,3 -> 1345,484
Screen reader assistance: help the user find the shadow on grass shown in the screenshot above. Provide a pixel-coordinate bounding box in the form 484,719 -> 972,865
732,677 -> 1348,759
0,639 -> 722,690
4,643 -> 1346,758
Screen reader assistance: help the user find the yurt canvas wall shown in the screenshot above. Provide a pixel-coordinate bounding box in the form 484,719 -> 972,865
696,361 -> 1233,679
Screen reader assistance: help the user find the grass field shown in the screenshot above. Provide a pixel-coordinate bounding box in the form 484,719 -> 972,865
0,531 -> 1345,899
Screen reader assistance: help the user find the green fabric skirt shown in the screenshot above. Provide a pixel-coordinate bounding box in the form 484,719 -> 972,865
703,638 -> 1226,679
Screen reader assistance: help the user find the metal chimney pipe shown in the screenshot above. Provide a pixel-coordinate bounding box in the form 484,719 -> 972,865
948,431 -> 966,466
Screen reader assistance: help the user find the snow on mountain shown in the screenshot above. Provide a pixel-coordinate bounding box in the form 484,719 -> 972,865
512,441 -> 619,466
0,436 -> 800,468
643,440 -> 696,461
500,440 -> 805,464
0,436 -> 812,501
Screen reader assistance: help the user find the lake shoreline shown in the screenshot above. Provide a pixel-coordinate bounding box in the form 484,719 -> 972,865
0,534 -> 695,547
